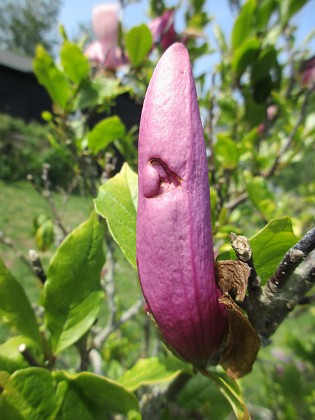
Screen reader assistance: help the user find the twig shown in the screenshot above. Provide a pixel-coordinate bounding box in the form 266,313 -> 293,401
230,232 -> 262,296
104,239 -> 117,325
268,226 -> 315,292
225,192 -> 248,211
246,249 -> 315,345
27,168 -> 68,238
29,249 -> 47,284
94,298 -> 144,348
57,173 -> 79,208
227,228 -> 315,345
76,332 -> 90,372
266,84 -> 314,178
0,231 -> 34,273
93,236 -> 144,348
19,344 -> 41,367
89,348 -> 103,375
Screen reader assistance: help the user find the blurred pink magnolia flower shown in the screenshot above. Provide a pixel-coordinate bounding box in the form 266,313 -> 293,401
300,56 -> 315,88
149,9 -> 177,51
267,104 -> 277,120
84,2 -> 125,70
137,43 -> 228,368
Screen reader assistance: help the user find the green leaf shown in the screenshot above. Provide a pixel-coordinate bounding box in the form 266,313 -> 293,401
245,175 -> 276,220
33,45 -> 72,110
249,217 -> 298,284
0,259 -> 41,345
250,47 -> 280,86
302,112 -> 315,140
239,127 -> 259,155
61,41 -> 90,85
35,219 -> 55,251
256,0 -> 278,30
94,75 -> 129,102
215,134 -> 239,169
177,373 -> 232,418
231,0 -> 256,49
201,369 -> 250,420
232,37 -> 260,77
94,163 -> 138,268
125,24 -> 153,67
213,24 -> 228,52
243,90 -> 266,127
280,0 -> 309,27
53,370 -> 140,420
75,76 -> 129,110
118,357 -> 187,391
88,116 -> 126,155
74,80 -> 99,110
0,336 -> 42,374
250,48 -> 281,102
44,212 -> 105,353
0,368 -> 59,419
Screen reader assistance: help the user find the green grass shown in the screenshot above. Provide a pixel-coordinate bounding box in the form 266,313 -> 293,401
0,180 -> 93,301
0,180 -> 142,356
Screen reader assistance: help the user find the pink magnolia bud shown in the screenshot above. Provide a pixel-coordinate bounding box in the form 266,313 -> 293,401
136,43 -> 228,368
92,3 -> 120,45
84,3 -> 125,70
267,105 -> 277,120
84,40 -> 123,70
300,56 -> 315,88
149,9 -> 177,51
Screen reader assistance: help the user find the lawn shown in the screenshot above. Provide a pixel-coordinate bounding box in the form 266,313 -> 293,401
0,180 -> 93,300
0,180 -> 142,353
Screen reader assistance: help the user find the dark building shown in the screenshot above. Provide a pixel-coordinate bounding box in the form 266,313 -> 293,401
0,50 -> 51,123
0,50 -> 142,129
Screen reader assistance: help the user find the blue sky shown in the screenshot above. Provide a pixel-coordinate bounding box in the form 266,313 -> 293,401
59,0 -> 315,78
59,0 -> 315,42
59,0 -> 235,35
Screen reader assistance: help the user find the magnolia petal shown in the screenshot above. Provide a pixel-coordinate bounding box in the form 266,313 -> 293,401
137,43 -> 228,368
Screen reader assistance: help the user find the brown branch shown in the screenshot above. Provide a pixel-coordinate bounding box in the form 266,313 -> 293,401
89,349 -> 103,375
228,228 -> 315,346
27,168 -> 68,238
268,225 -> 315,292
93,236 -> 144,349
19,344 -> 41,367
94,298 -> 144,348
225,192 -> 248,211
249,257 -> 315,345
29,249 -> 47,284
230,232 -> 262,296
0,231 -> 34,273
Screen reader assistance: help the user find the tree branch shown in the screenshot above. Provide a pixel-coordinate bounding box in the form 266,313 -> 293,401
29,249 -> 47,284
27,165 -> 68,238
19,344 -> 42,367
230,232 -> 262,296
94,298 -> 143,348
228,228 -> 315,346
225,192 -> 248,212
249,255 -> 315,345
0,231 -> 34,273
268,226 -> 315,292
93,236 -> 144,349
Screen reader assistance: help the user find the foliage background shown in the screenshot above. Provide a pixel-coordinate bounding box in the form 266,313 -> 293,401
0,0 -> 314,418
